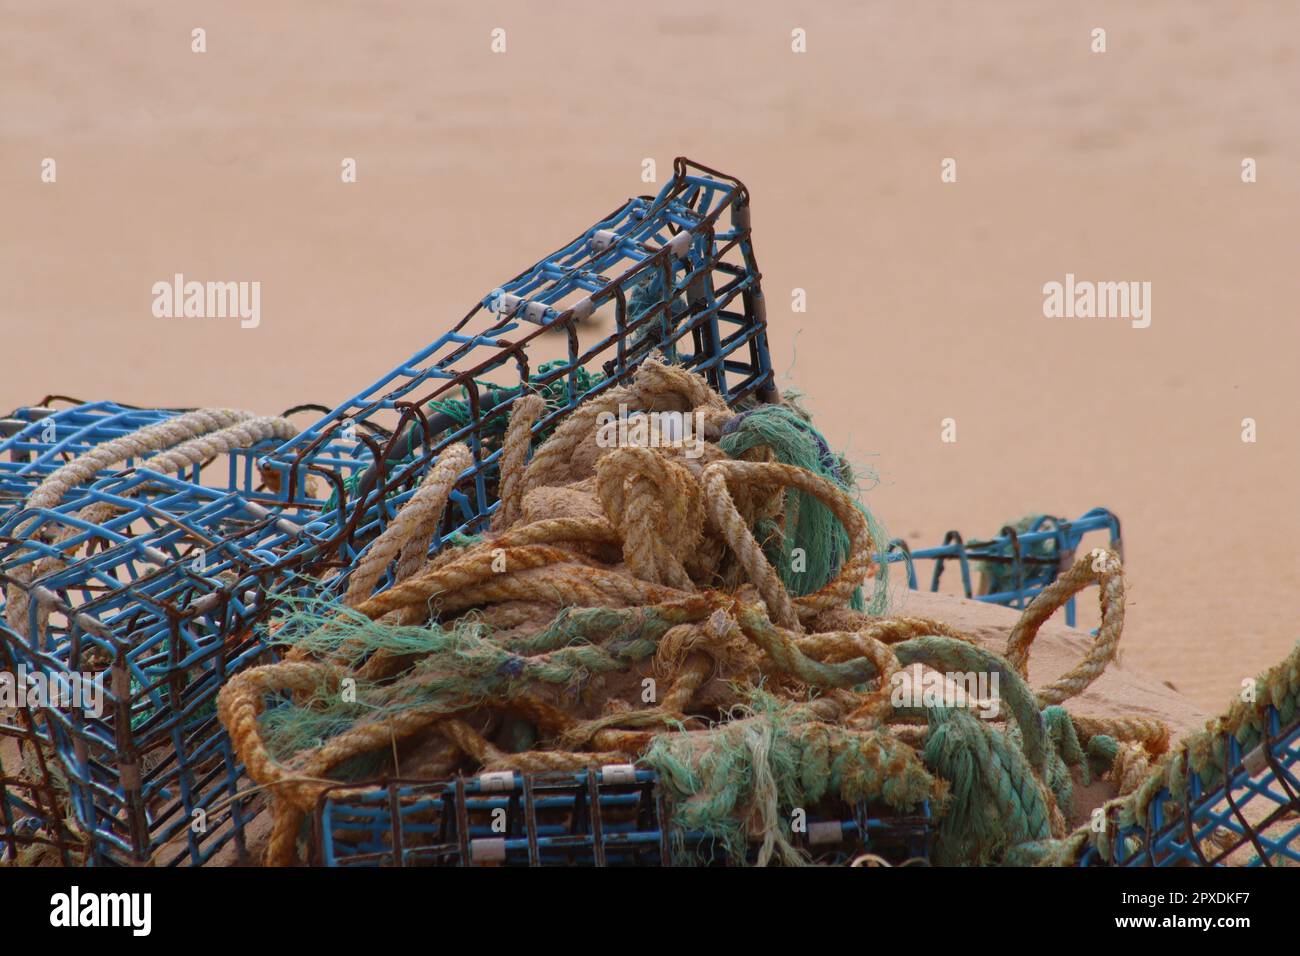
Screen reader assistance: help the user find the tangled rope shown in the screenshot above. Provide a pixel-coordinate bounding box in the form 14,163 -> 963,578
211,359 -> 1168,866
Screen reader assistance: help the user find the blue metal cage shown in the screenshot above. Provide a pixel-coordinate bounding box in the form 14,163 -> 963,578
314,767 -> 932,867
260,158 -> 771,566
0,158 -> 773,865
884,508 -> 1123,628
0,401 -> 299,518
1080,708 -> 1300,867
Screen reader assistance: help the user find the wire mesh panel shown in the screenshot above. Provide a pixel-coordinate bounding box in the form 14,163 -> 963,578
1,403 -> 180,519
314,768 -> 932,867
0,629 -> 86,866
0,400 -> 297,518
0,471 -> 327,864
316,769 -> 671,867
1080,708 -> 1300,867
260,158 -> 771,566
0,158 -> 773,865
883,508 -> 1122,626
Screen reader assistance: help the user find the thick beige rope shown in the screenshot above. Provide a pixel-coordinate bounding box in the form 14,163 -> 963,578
345,443 -> 472,607
1004,547 -> 1125,706
428,562 -> 686,615
38,414 -> 298,567
811,612 -> 977,648
219,362 -> 1157,865
1072,714 -> 1170,756
24,408 -> 255,514
1109,742 -> 1152,796
701,459 -> 875,629
491,394 -> 546,532
519,356 -> 727,495
217,659 -> 460,866
351,544 -> 575,620
596,446 -> 702,590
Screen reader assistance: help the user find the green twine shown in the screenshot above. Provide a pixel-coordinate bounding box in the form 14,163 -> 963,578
254,598 -> 679,767
625,269 -> 685,364
719,405 -> 889,613
923,706 -> 1054,866
423,360 -> 604,441
642,690 -> 936,866
443,530 -> 483,549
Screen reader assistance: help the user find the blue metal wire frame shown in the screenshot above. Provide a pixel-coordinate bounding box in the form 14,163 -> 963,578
1,403 -> 179,517
260,159 -> 770,518
314,768 -> 933,867
0,158 -> 773,865
1079,708 -> 1300,867
0,471 -> 320,864
0,400 -> 311,518
882,508 -> 1123,627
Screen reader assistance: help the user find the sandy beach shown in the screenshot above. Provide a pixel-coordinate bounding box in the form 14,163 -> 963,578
1,0 -> 1296,713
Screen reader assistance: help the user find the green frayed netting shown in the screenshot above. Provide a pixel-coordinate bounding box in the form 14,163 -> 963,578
269,594 -> 485,668
256,597 -> 677,768
719,403 -> 891,614
424,360 -> 604,436
642,689 -> 937,866
257,598 -> 491,767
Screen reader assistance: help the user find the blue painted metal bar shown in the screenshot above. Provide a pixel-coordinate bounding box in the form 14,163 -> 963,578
1079,708 -> 1300,867
882,508 -> 1123,626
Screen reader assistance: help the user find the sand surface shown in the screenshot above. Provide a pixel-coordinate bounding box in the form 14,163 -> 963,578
1,1 -> 1296,712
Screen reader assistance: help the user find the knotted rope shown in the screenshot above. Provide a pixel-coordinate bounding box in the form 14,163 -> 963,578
217,359 -> 1164,866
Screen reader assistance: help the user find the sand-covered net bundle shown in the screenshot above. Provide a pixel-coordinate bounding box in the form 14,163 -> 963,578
217,357 -> 1171,866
